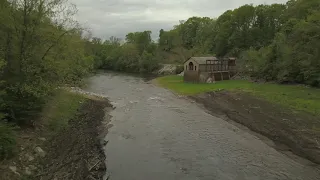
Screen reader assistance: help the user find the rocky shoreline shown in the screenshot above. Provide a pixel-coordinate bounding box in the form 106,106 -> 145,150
35,98 -> 112,180
0,97 -> 112,180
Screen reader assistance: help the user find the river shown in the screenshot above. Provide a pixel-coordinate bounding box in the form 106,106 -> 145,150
85,72 -> 320,180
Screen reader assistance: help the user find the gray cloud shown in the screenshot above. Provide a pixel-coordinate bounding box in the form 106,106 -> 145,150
69,0 -> 288,40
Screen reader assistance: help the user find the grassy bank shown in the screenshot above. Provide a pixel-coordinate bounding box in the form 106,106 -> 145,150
156,76 -> 320,116
41,90 -> 86,131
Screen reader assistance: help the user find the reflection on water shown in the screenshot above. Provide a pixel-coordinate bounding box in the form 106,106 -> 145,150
84,72 -> 320,180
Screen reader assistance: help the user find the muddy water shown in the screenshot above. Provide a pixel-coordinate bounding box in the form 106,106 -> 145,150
86,72 -> 320,180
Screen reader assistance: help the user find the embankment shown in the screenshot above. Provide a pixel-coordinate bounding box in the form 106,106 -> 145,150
0,91 -> 112,180
36,98 -> 112,180
191,91 -> 320,165
155,75 -> 320,165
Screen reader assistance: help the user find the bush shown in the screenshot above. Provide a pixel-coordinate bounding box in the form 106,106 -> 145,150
0,122 -> 17,160
175,65 -> 184,74
42,90 -> 86,132
139,51 -> 161,73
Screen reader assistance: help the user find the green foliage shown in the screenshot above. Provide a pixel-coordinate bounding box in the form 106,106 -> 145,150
0,122 -> 16,160
113,44 -> 141,72
90,0 -> 320,86
157,76 -> 254,95
0,59 -> 6,121
154,0 -> 320,86
139,51 -> 160,73
91,31 -> 161,73
126,31 -> 152,54
0,0 -> 96,159
0,0 -> 95,125
42,90 -> 86,132
175,65 -> 184,74
157,76 -> 320,116
240,2 -> 320,86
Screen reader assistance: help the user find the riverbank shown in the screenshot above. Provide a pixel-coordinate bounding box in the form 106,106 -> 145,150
156,76 -> 320,116
155,75 -> 320,164
0,90 -> 112,180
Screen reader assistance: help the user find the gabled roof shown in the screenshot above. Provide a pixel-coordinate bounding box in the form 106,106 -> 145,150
188,57 -> 218,64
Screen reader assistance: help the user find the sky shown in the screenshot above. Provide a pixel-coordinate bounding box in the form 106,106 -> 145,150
69,0 -> 288,40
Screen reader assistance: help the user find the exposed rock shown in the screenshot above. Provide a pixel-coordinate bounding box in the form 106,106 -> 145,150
25,167 -> 32,175
38,137 -> 47,141
157,64 -> 177,75
34,147 -> 46,157
9,166 -> 17,172
68,87 -> 109,99
9,166 -> 20,176
206,77 -> 213,83
29,165 -> 37,171
178,72 -> 184,76
25,154 -> 35,161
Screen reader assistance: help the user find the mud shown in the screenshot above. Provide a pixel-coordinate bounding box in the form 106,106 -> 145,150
191,91 -> 320,165
36,99 -> 112,180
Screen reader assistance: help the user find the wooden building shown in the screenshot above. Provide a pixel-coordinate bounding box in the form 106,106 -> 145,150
183,57 -> 236,83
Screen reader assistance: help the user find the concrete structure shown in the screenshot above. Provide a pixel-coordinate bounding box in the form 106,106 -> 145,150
183,57 -> 236,83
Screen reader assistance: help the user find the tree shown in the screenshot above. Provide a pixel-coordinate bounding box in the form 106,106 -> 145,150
0,0 -> 95,124
125,31 -> 152,54
92,0 -> 320,87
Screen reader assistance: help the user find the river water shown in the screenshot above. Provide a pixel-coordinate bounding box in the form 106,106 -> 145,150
86,72 -> 320,180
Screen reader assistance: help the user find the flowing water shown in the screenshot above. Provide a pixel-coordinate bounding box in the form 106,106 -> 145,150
85,72 -> 320,180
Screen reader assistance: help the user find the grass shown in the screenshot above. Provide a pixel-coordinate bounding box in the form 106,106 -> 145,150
42,90 -> 86,131
0,89 -> 88,179
0,122 -> 17,160
156,75 -> 320,116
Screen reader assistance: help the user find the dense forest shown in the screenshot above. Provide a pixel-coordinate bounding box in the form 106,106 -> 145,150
0,0 -> 320,159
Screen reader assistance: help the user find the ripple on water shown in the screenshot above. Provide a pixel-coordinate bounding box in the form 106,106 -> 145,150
148,96 -> 164,101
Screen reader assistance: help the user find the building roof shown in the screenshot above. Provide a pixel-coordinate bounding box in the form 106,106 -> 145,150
189,57 -> 218,64
185,56 -> 237,64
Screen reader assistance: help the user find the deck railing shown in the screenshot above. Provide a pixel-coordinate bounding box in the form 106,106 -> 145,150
205,60 -> 234,72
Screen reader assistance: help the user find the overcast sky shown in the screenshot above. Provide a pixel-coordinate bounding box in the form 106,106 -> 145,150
69,0 -> 288,40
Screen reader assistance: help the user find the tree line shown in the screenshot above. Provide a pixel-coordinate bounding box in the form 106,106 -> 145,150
87,31 -> 160,74
158,0 -> 320,86
92,0 -> 320,87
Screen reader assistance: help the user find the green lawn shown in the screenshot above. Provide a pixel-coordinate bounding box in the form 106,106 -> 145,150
156,75 -> 320,116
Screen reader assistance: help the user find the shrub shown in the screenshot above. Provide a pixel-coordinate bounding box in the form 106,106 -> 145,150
175,65 -> 184,74
42,90 -> 85,132
0,122 -> 17,160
